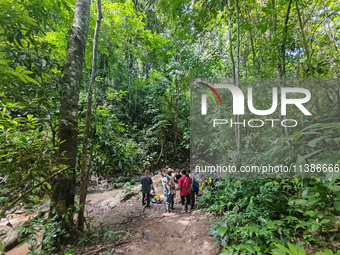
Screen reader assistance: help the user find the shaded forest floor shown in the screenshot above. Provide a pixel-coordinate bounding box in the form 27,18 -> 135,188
74,175 -> 220,255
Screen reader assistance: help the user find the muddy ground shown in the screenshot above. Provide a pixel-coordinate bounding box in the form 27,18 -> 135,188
74,175 -> 220,255
3,175 -> 220,255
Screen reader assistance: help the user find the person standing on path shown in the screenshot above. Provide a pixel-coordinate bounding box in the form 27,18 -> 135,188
167,168 -> 176,210
161,170 -> 172,213
140,170 -> 153,209
174,170 -> 181,184
178,169 -> 192,213
187,169 -> 199,210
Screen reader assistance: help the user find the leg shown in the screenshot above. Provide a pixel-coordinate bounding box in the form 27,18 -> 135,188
181,195 -> 185,205
190,190 -> 195,209
166,194 -> 171,212
168,194 -> 173,208
185,194 -> 191,212
142,193 -> 146,205
146,192 -> 151,207
171,194 -> 175,209
181,196 -> 185,213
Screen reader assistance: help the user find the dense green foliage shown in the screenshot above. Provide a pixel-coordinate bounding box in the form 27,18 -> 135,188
199,177 -> 340,253
0,0 -> 339,253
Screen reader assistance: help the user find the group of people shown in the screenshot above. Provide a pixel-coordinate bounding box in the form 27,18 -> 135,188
140,168 -> 199,213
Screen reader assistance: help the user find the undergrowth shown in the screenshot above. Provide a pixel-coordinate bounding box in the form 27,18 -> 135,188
197,178 -> 340,254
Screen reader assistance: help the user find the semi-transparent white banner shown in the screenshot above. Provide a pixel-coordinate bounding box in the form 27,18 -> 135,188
190,78 -> 340,178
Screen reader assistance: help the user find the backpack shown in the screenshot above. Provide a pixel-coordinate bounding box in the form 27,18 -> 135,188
192,180 -> 199,192
152,195 -> 161,203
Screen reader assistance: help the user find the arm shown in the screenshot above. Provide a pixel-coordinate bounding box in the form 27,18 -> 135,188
171,176 -> 175,187
149,178 -> 153,191
178,177 -> 182,188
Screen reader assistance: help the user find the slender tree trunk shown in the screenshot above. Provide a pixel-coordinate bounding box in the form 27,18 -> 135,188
337,79 -> 340,117
227,0 -> 240,166
78,0 -> 102,231
235,0 -> 241,166
227,0 -> 235,82
271,0 -> 277,39
296,1 -> 313,78
280,0 -> 292,78
49,0 -> 91,224
174,77 -> 179,156
249,30 -> 261,75
276,0 -> 292,137
283,0 -> 292,137
296,1 -> 320,116
90,86 -> 98,161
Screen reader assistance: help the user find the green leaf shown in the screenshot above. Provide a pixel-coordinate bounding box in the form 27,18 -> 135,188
314,250 -> 334,255
315,151 -> 340,165
23,74 -> 39,85
287,242 -> 298,255
275,243 -> 293,255
17,74 -> 27,83
33,195 -> 39,203
334,200 -> 340,211
46,182 -> 52,190
297,250 -> 306,255
307,136 -> 326,147
311,223 -> 319,233
15,65 -> 24,73
320,219 -> 330,224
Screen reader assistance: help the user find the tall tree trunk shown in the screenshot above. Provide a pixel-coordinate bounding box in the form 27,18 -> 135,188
249,29 -> 261,75
227,0 -> 241,167
78,0 -> 102,231
227,0 -> 235,82
49,0 -> 91,229
276,0 -> 292,137
235,0 -> 241,166
296,1 -> 313,78
280,0 -> 292,78
283,0 -> 292,137
338,80 -> 340,117
296,1 -> 320,115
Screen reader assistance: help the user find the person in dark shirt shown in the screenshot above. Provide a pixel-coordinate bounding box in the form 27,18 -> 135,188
140,170 -> 153,208
174,170 -> 181,183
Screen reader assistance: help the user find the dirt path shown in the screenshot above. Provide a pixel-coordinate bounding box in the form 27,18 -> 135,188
3,175 -> 220,255
81,175 -> 220,255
